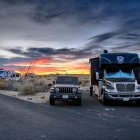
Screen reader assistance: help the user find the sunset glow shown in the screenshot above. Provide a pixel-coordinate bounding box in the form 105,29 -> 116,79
6,57 -> 89,75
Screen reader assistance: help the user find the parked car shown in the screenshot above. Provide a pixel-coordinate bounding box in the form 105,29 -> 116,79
0,69 -> 21,81
49,76 -> 82,105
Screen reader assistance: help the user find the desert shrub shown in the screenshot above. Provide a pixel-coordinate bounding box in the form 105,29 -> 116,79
34,80 -> 49,92
18,83 -> 35,95
0,79 -> 8,90
82,79 -> 89,86
35,85 -> 48,92
26,78 -> 36,83
6,81 -> 14,90
78,76 -> 90,86
12,82 -> 22,91
0,79 -> 22,91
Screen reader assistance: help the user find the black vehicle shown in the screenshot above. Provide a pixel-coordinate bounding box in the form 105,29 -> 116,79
49,76 -> 82,105
89,50 -> 140,104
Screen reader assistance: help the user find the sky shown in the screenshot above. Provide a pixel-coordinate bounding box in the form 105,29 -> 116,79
0,0 -> 140,75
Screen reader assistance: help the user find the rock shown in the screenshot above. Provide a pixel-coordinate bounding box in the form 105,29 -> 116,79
40,96 -> 45,99
27,98 -> 32,100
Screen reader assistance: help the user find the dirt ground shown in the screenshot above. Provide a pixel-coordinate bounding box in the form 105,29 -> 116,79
0,90 -> 49,103
0,86 -> 89,103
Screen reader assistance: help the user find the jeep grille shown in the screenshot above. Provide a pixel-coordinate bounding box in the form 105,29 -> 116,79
59,87 -> 73,94
116,83 -> 135,92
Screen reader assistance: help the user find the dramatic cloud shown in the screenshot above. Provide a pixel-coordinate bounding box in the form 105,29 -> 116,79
7,47 -> 95,59
89,32 -> 120,43
0,0 -> 140,74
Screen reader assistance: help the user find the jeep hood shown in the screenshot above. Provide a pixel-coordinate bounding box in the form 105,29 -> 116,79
55,84 -> 78,88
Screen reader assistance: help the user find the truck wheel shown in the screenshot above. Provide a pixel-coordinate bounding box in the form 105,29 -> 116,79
102,93 -> 109,105
77,98 -> 82,106
50,97 -> 55,105
101,90 -> 109,105
90,86 -> 93,96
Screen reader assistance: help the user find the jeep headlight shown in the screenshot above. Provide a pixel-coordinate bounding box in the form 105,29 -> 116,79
50,88 -> 54,92
72,88 -> 77,92
55,87 -> 59,92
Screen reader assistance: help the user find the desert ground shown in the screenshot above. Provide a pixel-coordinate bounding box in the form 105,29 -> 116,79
0,75 -> 90,103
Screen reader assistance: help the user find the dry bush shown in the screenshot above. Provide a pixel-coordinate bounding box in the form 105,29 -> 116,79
17,78 -> 50,94
0,79 -> 8,90
12,82 -> 22,91
79,76 -> 90,86
34,79 -> 49,92
81,79 -> 89,86
18,83 -> 35,95
0,76 -> 54,94
4,81 -> 22,91
6,81 -> 14,90
26,78 -> 36,83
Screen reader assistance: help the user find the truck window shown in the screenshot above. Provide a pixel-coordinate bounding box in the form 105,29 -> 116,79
104,67 -> 135,81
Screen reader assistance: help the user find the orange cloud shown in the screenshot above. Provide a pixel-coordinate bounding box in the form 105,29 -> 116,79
11,57 -> 51,67
9,57 -> 89,75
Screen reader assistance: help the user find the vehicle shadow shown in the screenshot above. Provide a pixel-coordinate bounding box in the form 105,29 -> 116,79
104,100 -> 140,107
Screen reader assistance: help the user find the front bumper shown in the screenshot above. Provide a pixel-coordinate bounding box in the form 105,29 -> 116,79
105,91 -> 140,101
50,94 -> 81,101
50,90 -> 82,100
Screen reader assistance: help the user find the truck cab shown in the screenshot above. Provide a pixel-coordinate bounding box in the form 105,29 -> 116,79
89,51 -> 140,104
49,76 -> 82,106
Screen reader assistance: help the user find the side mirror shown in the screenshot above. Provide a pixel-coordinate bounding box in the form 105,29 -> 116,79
95,72 -> 99,80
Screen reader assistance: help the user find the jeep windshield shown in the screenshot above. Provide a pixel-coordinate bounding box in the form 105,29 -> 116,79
56,76 -> 78,85
105,67 -> 135,82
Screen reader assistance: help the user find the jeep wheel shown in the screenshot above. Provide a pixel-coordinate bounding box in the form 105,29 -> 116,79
50,97 -> 55,105
77,98 -> 82,106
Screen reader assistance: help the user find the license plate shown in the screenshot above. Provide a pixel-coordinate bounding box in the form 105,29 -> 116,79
123,98 -> 129,101
62,95 -> 68,99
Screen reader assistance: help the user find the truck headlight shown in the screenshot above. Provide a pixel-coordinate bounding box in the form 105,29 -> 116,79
72,88 -> 77,92
105,82 -> 114,90
106,85 -> 115,90
55,88 -> 59,92
137,85 -> 140,89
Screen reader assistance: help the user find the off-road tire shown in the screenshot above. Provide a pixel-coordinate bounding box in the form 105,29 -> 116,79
50,97 -> 55,105
77,98 -> 82,106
